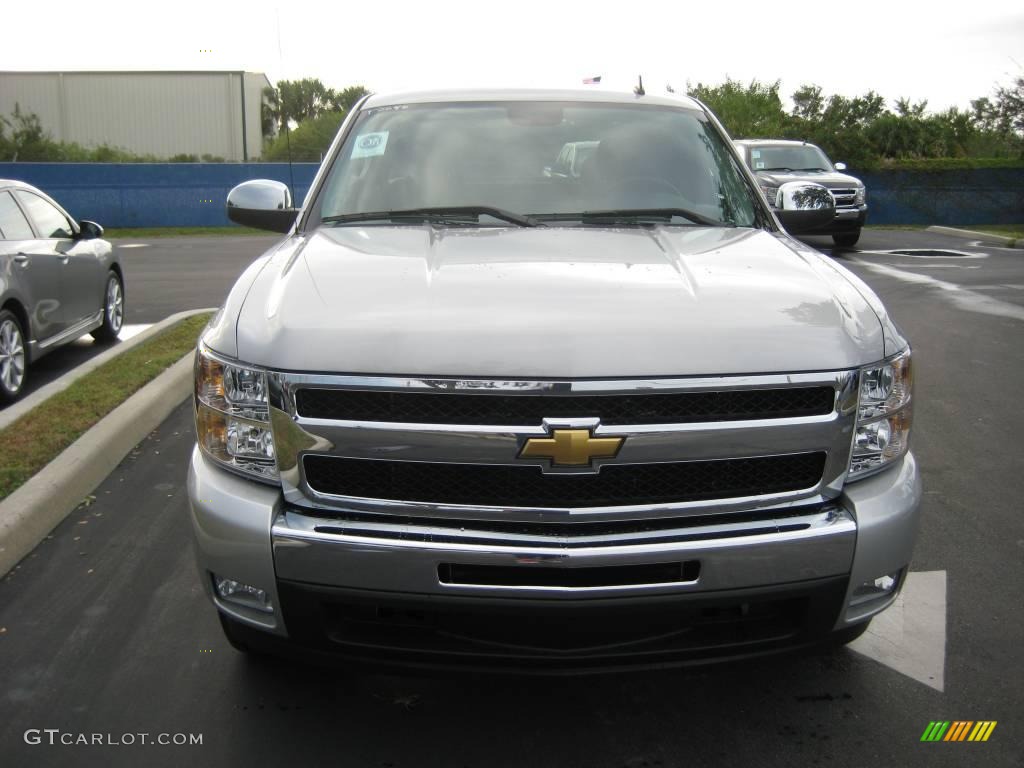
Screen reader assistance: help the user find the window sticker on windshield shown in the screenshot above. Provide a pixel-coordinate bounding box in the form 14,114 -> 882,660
351,131 -> 389,159
751,150 -> 761,158
755,161 -> 765,169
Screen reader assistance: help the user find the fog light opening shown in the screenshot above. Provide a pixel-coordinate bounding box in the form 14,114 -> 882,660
214,574 -> 274,614
849,569 -> 902,608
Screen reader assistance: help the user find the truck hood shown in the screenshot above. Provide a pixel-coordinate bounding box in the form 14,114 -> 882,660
754,169 -> 863,189
231,225 -> 884,377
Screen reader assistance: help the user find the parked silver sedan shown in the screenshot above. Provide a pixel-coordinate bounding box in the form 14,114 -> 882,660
0,179 -> 124,401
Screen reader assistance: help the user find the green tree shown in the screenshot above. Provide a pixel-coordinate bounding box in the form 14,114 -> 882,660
687,78 -> 789,137
791,85 -> 824,122
262,110 -> 346,162
0,104 -> 58,161
262,80 -> 370,137
328,85 -> 370,114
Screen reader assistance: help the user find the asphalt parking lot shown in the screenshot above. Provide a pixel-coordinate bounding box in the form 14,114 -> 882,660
1,228 -> 1021,767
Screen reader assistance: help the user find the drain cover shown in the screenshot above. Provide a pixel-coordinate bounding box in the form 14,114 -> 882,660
884,249 -> 975,257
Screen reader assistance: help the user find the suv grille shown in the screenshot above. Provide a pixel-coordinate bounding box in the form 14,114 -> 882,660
830,188 -> 857,208
302,452 -> 827,508
294,386 -> 835,425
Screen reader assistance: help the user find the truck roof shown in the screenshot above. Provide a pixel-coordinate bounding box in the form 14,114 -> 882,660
363,88 -> 703,110
733,139 -> 816,147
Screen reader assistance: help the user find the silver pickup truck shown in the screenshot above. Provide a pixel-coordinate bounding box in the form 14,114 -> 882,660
188,89 -> 920,671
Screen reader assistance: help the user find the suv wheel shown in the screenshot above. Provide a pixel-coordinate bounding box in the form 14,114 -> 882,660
91,271 -> 124,343
832,230 -> 861,248
0,310 -> 27,402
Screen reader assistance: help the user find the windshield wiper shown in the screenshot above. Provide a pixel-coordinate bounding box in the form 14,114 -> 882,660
322,206 -> 541,227
549,208 -> 724,227
758,167 -> 794,172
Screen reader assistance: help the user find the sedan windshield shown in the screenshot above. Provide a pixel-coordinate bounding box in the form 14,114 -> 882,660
316,101 -> 759,228
746,144 -> 834,172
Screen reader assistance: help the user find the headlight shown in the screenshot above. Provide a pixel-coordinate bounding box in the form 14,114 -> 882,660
855,186 -> 866,205
194,345 -> 278,483
848,348 -> 912,480
760,185 -> 780,208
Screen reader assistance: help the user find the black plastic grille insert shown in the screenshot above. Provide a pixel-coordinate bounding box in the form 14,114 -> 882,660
295,386 -> 835,426
302,452 -> 826,508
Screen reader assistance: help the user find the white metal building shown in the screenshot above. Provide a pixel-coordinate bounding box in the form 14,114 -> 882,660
0,71 -> 271,161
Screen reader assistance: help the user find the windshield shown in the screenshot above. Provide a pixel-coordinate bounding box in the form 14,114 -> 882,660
316,101 -> 759,227
746,144 -> 834,172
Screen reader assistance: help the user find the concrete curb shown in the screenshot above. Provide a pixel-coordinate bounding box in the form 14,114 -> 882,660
926,226 -> 1021,249
0,318 -> 209,576
0,308 -> 216,432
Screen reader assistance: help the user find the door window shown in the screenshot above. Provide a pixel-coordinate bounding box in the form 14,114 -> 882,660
14,191 -> 74,238
0,191 -> 35,239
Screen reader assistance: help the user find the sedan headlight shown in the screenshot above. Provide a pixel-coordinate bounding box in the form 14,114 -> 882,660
848,348 -> 913,480
760,184 -> 780,208
855,186 -> 866,205
194,345 -> 278,483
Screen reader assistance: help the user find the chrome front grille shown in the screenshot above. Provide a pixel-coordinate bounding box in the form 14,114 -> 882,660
267,371 -> 859,521
830,188 -> 858,208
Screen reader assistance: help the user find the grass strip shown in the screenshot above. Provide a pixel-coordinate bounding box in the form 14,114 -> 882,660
0,313 -> 211,501
864,225 -> 926,231
104,226 -> 271,239
970,225 -> 1023,243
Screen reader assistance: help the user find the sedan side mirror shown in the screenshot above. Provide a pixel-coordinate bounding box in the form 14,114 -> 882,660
77,220 -> 104,240
834,162 -> 847,171
774,182 -> 836,235
227,180 -> 298,234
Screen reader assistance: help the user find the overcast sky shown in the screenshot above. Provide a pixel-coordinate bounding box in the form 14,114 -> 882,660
3,0 -> 1021,112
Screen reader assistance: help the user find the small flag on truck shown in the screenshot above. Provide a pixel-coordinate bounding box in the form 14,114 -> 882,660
582,76 -> 602,84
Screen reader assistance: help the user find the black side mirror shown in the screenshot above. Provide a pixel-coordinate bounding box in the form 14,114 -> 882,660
226,180 -> 298,234
77,220 -> 104,240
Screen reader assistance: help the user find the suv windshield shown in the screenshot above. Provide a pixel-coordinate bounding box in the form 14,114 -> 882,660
746,144 -> 834,172
317,101 -> 759,228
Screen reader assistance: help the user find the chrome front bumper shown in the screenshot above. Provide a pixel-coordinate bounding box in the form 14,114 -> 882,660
187,447 -> 921,642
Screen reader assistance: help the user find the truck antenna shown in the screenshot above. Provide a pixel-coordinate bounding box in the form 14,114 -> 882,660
634,75 -> 645,96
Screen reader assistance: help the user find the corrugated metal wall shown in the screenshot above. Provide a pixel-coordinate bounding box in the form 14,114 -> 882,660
0,71 -> 270,161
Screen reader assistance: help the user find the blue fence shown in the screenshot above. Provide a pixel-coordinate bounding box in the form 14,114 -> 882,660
0,163 -> 320,227
0,162 -> 1020,228
857,167 -> 1023,226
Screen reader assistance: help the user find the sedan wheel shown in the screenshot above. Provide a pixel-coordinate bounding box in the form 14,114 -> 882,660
91,271 -> 125,343
0,311 -> 27,401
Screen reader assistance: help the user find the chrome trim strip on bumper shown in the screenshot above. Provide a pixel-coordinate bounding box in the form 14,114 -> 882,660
271,504 -> 857,598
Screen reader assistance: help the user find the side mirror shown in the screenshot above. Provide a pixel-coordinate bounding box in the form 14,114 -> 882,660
77,220 -> 104,240
774,182 -> 835,235
834,162 -> 847,171
226,180 -> 298,234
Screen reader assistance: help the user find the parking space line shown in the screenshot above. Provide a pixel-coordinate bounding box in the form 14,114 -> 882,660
849,570 -> 947,692
850,257 -> 1024,323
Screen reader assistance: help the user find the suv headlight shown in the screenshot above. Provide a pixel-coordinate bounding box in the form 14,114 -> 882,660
194,344 -> 278,483
848,348 -> 912,480
760,184 -> 780,208
855,186 -> 866,205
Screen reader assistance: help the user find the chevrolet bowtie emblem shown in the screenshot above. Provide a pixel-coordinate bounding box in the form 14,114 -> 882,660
519,429 -> 624,467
